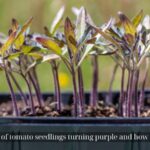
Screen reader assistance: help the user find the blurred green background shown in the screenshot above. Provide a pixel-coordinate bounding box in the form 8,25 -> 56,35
0,0 -> 149,92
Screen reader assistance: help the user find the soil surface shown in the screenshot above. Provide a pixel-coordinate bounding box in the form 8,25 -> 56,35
0,98 -> 149,117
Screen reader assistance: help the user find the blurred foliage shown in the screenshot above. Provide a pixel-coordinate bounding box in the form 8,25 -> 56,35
1,0 -> 150,33
0,0 -> 150,92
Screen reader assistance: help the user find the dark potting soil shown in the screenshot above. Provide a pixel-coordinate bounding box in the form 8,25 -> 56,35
0,98 -> 149,117
0,99 -> 118,117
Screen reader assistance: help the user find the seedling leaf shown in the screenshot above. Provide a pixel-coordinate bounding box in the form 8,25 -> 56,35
44,26 -> 52,37
64,17 -> 77,56
132,10 -> 143,28
77,44 -> 94,66
6,52 -> 22,60
0,31 -> 16,55
14,17 -> 33,49
11,18 -> 19,32
118,12 -> 136,36
76,7 -> 86,41
143,15 -> 150,30
50,6 -> 65,35
22,45 -> 47,54
36,37 -> 62,56
26,54 -> 59,73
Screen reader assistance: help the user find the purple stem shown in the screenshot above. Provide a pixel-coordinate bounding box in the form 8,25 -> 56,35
22,74 -> 35,114
139,69 -> 148,114
127,70 -> 134,117
107,64 -> 118,105
125,70 -> 130,116
71,67 -> 79,116
32,68 -> 44,105
133,70 -> 139,117
119,66 -> 125,116
4,64 -> 19,116
9,73 -> 28,106
51,60 -> 62,112
67,47 -> 79,116
77,66 -> 84,116
28,72 -> 44,108
90,55 -> 99,107
19,58 -> 35,114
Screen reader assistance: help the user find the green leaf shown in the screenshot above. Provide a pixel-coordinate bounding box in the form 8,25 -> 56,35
44,26 -> 52,37
50,6 -> 65,35
132,10 -> 143,28
22,45 -> 47,54
36,37 -> 62,56
44,27 -> 65,48
18,17 -> 33,37
78,19 -> 115,66
14,34 -> 25,50
78,44 -> 94,66
6,52 -> 22,60
118,12 -> 136,36
22,45 -> 34,54
11,18 -> 19,31
91,25 -> 121,50
27,53 -> 43,59
26,54 -> 59,73
94,45 -> 118,55
0,31 -> 16,55
6,46 -> 46,60
76,7 -> 86,41
64,17 -> 77,56
14,17 -> 33,49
